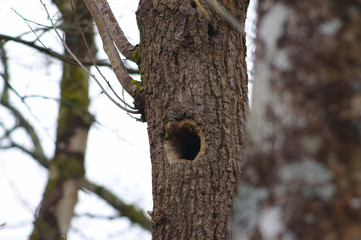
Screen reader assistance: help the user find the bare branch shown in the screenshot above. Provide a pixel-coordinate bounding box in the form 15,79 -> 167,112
94,0 -> 136,59
40,0 -> 139,114
4,141 -> 50,168
0,33 -> 109,67
0,44 -> 49,168
75,213 -> 119,220
81,179 -> 152,232
0,99 -> 50,167
0,33 -> 139,73
1,9 -> 149,231
0,116 -> 150,231
82,0 -> 139,99
70,2 -> 136,111
10,6 -> 139,73
0,223 -> 6,230
0,110 -> 149,231
0,33 -> 68,63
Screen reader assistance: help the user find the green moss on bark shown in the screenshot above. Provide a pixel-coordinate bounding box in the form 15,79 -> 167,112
131,46 -> 143,66
60,64 -> 89,108
131,79 -> 144,94
131,46 -> 144,94
57,64 -> 92,138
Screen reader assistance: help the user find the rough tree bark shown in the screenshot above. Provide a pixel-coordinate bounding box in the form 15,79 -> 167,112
233,1 -> 361,239
30,0 -> 94,238
136,0 -> 249,238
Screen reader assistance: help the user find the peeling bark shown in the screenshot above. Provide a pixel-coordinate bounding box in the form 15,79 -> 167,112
233,1 -> 361,240
137,0 -> 249,238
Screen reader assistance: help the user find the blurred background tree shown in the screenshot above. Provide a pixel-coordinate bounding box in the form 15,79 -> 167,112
233,1 -> 361,239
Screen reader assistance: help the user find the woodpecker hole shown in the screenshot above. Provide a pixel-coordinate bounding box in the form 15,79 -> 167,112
177,129 -> 200,160
208,23 -> 216,36
164,119 -> 205,164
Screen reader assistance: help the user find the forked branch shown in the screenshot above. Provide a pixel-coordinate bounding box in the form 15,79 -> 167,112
82,0 -> 139,99
94,0 -> 136,59
0,69 -> 150,233
82,179 -> 152,231
40,0 -> 139,114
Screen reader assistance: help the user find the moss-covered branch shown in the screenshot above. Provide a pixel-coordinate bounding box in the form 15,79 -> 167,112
82,179 -> 152,231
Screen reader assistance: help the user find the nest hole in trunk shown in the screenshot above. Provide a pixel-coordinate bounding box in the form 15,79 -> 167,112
164,119 -> 205,164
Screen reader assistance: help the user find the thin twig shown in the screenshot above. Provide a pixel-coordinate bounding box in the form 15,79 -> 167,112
81,179 -> 152,231
11,8 -> 54,28
0,44 -> 49,166
0,33 -> 111,67
12,8 -> 64,56
8,8 -> 137,70
94,0 -> 136,59
193,0 -> 210,19
82,0 -> 139,99
40,0 -> 139,114
70,0 -> 136,110
75,213 -> 119,220
15,26 -> 51,40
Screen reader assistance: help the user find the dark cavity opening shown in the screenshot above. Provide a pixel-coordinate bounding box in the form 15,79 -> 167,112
176,129 -> 201,160
208,23 -> 216,36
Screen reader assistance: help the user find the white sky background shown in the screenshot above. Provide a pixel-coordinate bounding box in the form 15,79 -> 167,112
0,0 -> 256,239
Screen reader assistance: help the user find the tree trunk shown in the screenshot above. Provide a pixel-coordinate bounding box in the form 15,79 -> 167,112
233,1 -> 361,239
30,0 -> 94,239
136,0 -> 249,238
